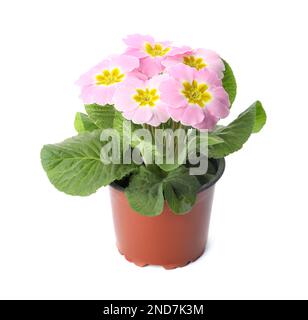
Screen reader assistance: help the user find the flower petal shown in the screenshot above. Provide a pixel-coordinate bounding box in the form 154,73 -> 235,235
160,78 -> 186,107
148,73 -> 170,88
129,107 -> 153,124
211,86 -> 230,105
128,69 -> 149,81
110,54 -> 139,72
167,106 -> 186,122
147,114 -> 161,126
152,102 -> 170,123
80,85 -> 116,105
124,48 -> 148,59
207,99 -> 230,118
113,86 -> 140,111
180,105 -> 205,126
75,59 -> 110,87
168,45 -> 192,56
161,56 -> 182,68
140,57 -> 164,78
195,69 -> 221,87
195,48 -> 225,78
123,34 -> 154,48
193,110 -> 218,131
166,64 -> 195,82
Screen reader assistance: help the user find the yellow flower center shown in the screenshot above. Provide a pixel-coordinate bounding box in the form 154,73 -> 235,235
183,56 -> 207,71
145,42 -> 170,57
133,88 -> 159,107
95,68 -> 125,86
182,80 -> 212,107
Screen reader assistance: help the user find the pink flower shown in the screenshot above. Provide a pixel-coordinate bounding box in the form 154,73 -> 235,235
76,54 -> 139,105
113,75 -> 170,126
163,48 -> 225,79
123,34 -> 173,78
160,64 -> 230,130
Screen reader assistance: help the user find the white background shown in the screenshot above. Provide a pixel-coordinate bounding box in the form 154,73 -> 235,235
0,0 -> 307,300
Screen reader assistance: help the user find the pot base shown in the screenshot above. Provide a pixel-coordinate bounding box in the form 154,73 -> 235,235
117,246 -> 206,270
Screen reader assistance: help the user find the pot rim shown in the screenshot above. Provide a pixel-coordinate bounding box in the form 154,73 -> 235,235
110,158 -> 225,193
198,157 -> 225,193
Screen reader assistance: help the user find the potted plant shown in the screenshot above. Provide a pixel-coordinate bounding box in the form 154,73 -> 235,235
41,34 -> 266,269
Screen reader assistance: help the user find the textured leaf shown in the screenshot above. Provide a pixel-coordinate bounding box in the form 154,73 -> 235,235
163,166 -> 200,214
158,163 -> 182,172
41,130 -> 137,196
125,165 -> 200,216
125,165 -> 165,216
157,131 -> 223,172
113,110 -> 142,146
113,110 -> 127,137
208,101 -> 266,158
208,134 -> 225,145
74,112 -> 98,133
195,159 -> 217,185
222,59 -> 237,106
253,100 -> 267,133
85,104 -> 116,129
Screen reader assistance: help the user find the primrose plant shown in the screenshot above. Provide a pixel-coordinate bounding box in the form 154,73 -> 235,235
41,34 -> 266,216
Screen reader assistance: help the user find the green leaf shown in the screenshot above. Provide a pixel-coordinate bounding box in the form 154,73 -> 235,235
85,104 -> 116,129
195,159 -> 217,185
157,130 -> 224,173
208,134 -> 225,145
125,165 -> 165,216
157,163 -> 181,172
208,101 -> 266,158
74,112 -> 98,133
253,100 -> 267,133
125,165 -> 200,216
163,166 -> 200,214
156,146 -> 186,172
113,110 -> 127,137
41,130 -> 137,196
113,110 -> 142,145
222,59 -> 237,106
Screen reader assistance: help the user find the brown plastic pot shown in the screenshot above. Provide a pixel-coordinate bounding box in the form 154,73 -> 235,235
109,158 -> 225,269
